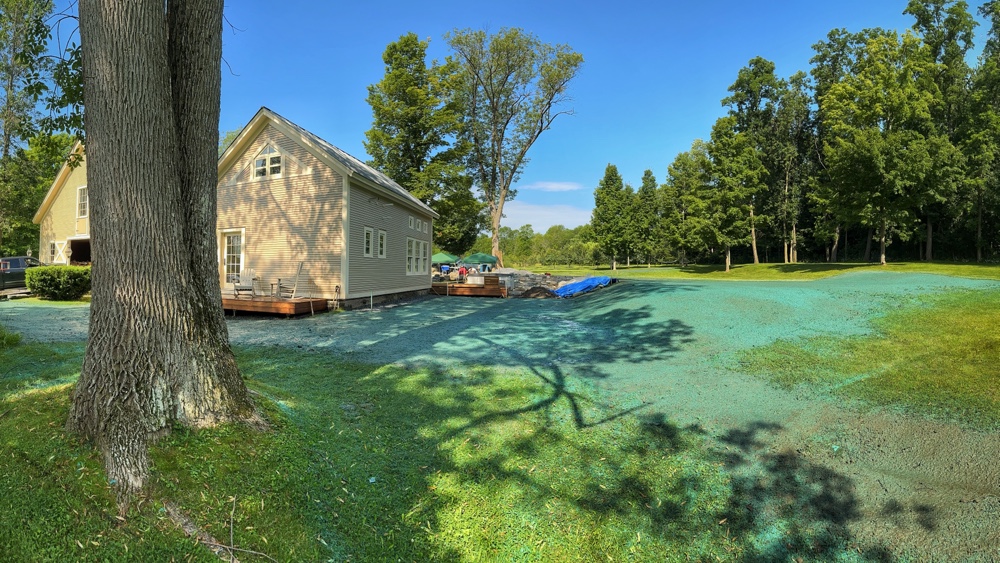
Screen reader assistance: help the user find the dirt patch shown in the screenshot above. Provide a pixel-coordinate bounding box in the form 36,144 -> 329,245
519,286 -> 559,299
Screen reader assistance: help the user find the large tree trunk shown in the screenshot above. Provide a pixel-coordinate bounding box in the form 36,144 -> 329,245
925,219 -> 933,262
68,0 -> 259,504
749,205 -> 759,264
490,208 -> 504,268
725,246 -> 731,272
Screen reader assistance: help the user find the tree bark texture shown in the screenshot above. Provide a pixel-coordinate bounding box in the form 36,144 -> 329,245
725,246 -> 731,272
749,205 -> 759,264
68,0 -> 258,502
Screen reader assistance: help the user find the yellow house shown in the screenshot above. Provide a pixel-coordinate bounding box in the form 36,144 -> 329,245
33,107 -> 438,302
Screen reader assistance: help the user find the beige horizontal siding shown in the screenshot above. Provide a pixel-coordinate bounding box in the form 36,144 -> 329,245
217,124 -> 344,299
346,181 -> 434,298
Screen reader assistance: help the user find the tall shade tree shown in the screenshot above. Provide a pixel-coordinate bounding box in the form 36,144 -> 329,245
905,0 -> 975,260
0,0 -> 53,157
591,163 -> 628,269
69,0 -> 259,503
447,27 -> 583,264
822,30 -> 936,265
364,32 -> 483,253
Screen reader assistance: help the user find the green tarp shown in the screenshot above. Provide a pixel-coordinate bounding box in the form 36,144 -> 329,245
461,252 -> 498,265
432,252 -> 460,264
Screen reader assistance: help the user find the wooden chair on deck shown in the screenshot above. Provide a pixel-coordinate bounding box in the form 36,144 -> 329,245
277,262 -> 303,299
233,268 -> 257,299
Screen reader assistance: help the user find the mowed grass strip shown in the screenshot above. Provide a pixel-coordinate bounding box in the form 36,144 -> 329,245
1,341 -> 749,561
533,261 -> 1000,281
741,288 -> 1000,428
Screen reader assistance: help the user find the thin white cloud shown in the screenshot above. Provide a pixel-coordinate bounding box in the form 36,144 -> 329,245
501,200 -> 592,233
517,181 -> 585,192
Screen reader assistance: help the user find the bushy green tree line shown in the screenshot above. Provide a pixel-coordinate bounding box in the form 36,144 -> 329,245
592,0 -> 1000,268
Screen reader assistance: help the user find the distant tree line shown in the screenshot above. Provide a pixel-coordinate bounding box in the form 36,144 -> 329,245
590,0 -> 1000,269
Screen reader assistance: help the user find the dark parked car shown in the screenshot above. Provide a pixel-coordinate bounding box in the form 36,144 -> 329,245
0,256 -> 41,290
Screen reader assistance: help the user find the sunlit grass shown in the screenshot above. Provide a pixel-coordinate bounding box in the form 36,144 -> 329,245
1,341 -> 744,561
530,261 -> 1000,281
741,288 -> 1000,428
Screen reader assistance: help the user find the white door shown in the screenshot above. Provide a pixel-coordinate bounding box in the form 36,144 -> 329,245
222,231 -> 243,287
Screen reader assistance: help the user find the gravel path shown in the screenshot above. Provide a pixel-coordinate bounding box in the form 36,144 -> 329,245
2,270 -> 998,559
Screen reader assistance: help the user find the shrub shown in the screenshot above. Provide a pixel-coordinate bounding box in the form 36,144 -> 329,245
26,265 -> 91,301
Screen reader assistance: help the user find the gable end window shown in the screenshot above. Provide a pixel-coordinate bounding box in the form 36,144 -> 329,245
77,186 -> 89,218
378,230 -> 386,258
363,227 -> 374,257
408,216 -> 414,229
254,145 -> 282,178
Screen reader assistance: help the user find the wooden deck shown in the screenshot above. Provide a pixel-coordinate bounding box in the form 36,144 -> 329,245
222,296 -> 328,316
430,281 -> 507,298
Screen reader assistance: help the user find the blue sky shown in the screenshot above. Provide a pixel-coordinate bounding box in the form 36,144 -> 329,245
208,1 -> 986,232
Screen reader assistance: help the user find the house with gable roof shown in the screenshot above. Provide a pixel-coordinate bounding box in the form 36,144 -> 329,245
34,107 -> 437,303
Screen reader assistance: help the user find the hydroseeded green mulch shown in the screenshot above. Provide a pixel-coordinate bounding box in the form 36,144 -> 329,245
740,288 -> 1000,429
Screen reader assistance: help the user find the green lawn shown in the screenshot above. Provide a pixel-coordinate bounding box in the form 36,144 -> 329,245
741,288 -> 1000,429
532,261 -> 1000,281
2,343 -> 751,561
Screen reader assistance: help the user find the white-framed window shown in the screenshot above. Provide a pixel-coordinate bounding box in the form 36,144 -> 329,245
408,216 -> 414,229
378,230 -> 386,258
406,238 -> 430,275
363,227 -> 374,257
423,221 -> 429,234
254,145 -> 282,178
416,219 -> 422,231
406,238 -> 414,273
77,186 -> 89,218
49,242 -> 56,263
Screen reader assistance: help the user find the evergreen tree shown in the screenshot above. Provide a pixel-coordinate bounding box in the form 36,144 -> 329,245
707,116 -> 767,271
633,169 -> 660,265
592,163 -> 628,269
364,32 -> 483,254
664,140 -> 712,266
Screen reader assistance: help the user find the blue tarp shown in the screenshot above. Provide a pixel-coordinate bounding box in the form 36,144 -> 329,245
553,276 -> 613,298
